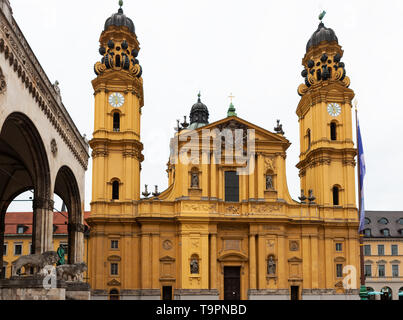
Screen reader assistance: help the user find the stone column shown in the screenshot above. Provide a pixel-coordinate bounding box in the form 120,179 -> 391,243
210,154 -> 217,199
311,234 -> 319,289
201,152 -> 209,198
257,235 -> 265,289
302,235 -> 311,288
218,168 -> 223,200
277,235 -> 286,289
32,197 -> 54,254
248,166 -> 255,200
141,232 -> 151,288
152,232 -> 160,288
249,234 -> 256,289
209,232 -> 217,290
257,153 -> 264,200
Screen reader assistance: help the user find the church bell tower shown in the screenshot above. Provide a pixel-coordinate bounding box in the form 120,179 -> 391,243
296,20 -> 356,208
90,1 -> 144,217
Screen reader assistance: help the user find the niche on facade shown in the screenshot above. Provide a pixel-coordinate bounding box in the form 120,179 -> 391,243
264,168 -> 277,200
188,167 -> 201,197
190,254 -> 200,274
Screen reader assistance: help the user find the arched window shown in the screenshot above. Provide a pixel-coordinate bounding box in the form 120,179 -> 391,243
332,186 -> 339,205
112,181 -> 119,200
307,129 -> 311,151
378,218 -> 389,225
109,289 -> 120,300
397,218 -> 403,225
113,113 -> 120,132
330,122 -> 337,141
364,218 -> 371,225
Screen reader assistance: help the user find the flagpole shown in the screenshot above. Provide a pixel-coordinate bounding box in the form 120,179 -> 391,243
355,101 -> 367,300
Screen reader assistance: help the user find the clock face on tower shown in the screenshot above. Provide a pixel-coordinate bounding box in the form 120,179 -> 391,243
327,103 -> 341,117
109,92 -> 125,108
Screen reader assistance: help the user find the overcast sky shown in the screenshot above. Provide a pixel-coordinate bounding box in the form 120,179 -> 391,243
6,0 -> 403,212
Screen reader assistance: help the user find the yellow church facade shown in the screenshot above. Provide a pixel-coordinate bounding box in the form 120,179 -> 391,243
87,4 -> 360,300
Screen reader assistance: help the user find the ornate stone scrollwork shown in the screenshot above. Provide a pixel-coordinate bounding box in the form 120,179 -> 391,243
50,139 -> 58,156
0,66 -> 6,94
298,52 -> 351,96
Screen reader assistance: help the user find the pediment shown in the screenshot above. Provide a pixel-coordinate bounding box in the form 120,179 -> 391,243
334,256 -> 346,262
107,279 -> 121,286
197,117 -> 290,146
217,251 -> 248,262
160,256 -> 176,262
288,256 -> 302,263
377,259 -> 387,264
364,260 -> 374,264
107,255 -> 121,262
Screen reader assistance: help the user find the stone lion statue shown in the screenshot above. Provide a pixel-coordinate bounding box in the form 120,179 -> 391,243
56,262 -> 87,282
12,251 -> 59,277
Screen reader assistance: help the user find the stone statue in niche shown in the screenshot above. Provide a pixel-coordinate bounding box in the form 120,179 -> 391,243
190,258 -> 199,274
266,174 -> 274,190
267,256 -> 276,275
191,172 -> 199,188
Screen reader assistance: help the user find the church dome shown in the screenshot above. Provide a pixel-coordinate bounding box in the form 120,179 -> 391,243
189,93 -> 209,129
306,22 -> 338,52
104,7 -> 135,34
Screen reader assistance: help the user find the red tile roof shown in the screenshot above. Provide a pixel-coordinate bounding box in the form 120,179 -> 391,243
4,211 -> 91,235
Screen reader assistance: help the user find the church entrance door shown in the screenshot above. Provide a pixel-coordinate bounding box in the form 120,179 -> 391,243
224,266 -> 241,300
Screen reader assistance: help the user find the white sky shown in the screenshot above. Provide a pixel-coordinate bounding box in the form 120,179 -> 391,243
6,0 -> 403,212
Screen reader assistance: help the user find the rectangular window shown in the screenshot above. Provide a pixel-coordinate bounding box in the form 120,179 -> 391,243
29,243 -> 34,255
335,243 -> 342,252
378,265 -> 385,277
391,245 -> 398,256
111,263 -> 118,275
3,243 -> 7,256
14,243 -> 22,256
1,266 -> 5,278
392,265 -> 399,277
364,265 -> 372,277
225,171 -> 239,202
336,264 -> 343,278
364,245 -> 371,256
377,245 -> 384,256
111,240 -> 119,249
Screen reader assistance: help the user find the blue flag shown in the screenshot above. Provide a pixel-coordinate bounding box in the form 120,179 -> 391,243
357,120 -> 366,232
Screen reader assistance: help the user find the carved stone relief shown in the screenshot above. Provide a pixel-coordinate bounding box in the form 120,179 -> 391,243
224,239 -> 241,251
162,240 -> 173,251
289,240 -> 300,251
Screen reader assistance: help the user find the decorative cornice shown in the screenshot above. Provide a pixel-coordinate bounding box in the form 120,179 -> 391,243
0,11 -> 89,170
